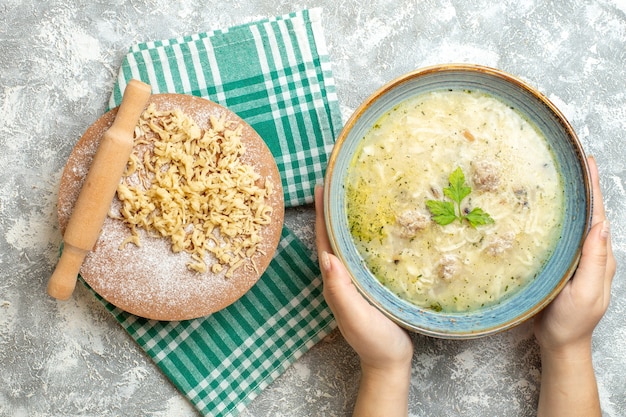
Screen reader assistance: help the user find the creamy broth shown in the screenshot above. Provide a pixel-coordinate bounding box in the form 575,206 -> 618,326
346,90 -> 564,312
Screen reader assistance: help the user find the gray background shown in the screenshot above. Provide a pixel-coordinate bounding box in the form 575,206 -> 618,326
1,1 -> 624,416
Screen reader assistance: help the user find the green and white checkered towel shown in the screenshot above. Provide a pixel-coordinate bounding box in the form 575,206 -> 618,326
94,8 -> 341,417
108,8 -> 340,207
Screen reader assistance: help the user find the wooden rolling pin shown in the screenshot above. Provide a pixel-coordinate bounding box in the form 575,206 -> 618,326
48,79 -> 152,300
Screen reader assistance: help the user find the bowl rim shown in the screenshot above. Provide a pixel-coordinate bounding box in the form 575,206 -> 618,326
323,63 -> 592,339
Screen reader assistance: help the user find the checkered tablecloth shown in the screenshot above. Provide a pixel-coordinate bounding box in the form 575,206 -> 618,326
90,8 -> 342,416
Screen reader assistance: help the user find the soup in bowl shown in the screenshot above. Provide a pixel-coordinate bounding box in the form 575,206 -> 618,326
324,64 -> 591,339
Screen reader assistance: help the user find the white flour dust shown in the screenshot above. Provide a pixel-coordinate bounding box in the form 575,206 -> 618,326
613,0 -> 626,13
33,6 -> 104,102
5,205 -> 56,253
421,41 -> 500,67
0,86 -> 27,150
0,300 -> 16,347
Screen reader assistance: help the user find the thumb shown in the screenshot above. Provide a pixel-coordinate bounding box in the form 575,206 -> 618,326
570,219 -> 610,297
320,251 -> 370,325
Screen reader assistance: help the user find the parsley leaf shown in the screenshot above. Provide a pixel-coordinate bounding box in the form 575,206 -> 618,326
425,200 -> 457,225
426,167 -> 494,228
444,167 -> 471,203
465,207 -> 494,227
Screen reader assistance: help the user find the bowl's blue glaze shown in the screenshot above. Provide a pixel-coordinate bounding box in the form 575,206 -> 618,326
324,64 -> 591,339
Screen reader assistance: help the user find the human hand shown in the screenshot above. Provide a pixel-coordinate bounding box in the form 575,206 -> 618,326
534,156 -> 615,417
534,155 -> 616,354
315,185 -> 413,370
315,185 -> 413,416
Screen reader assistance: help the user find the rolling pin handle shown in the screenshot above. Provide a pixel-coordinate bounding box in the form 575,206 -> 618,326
47,244 -> 89,301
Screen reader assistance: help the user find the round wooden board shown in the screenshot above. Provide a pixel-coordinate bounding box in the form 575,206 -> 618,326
58,94 -> 284,321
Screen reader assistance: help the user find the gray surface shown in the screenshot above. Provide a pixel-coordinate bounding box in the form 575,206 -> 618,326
1,1 -> 625,416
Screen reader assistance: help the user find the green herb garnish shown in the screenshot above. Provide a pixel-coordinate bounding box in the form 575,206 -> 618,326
429,302 -> 443,312
426,167 -> 494,228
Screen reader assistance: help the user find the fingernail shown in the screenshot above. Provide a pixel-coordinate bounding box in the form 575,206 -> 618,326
601,220 -> 610,240
320,251 -> 331,272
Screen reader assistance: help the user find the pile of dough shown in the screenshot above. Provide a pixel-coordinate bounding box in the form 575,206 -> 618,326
114,103 -> 273,277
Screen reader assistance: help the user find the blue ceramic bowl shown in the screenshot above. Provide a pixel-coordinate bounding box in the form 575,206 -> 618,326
324,64 -> 591,339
